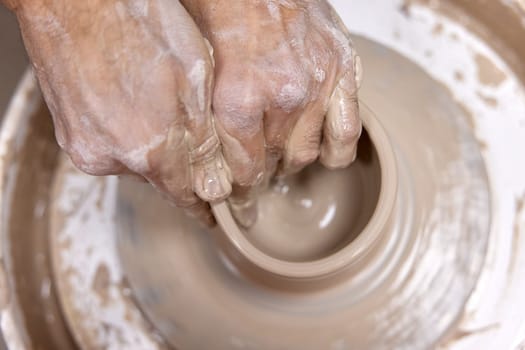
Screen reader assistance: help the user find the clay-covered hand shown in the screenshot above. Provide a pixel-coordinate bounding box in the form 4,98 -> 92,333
11,0 -> 232,224
182,0 -> 362,226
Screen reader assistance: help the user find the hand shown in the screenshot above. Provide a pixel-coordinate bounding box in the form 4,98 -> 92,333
182,0 -> 362,226
13,0 -> 232,224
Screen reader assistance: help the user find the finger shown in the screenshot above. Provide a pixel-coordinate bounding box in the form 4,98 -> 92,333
187,128 -> 232,204
183,201 -> 216,227
327,4 -> 364,89
164,1 -> 232,203
214,117 -> 264,228
213,83 -> 266,187
213,80 -> 267,227
144,123 -> 214,226
180,42 -> 232,204
320,68 -> 362,169
119,163 -> 214,226
265,149 -> 282,182
228,185 -> 259,228
279,104 -> 325,176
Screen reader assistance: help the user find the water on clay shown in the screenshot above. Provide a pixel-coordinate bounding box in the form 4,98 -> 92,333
2,1 -> 525,350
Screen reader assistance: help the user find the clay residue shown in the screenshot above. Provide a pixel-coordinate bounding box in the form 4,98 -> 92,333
95,176 -> 107,210
0,260 -> 10,308
407,0 -> 525,84
474,53 -> 507,86
92,263 -> 110,306
457,101 -> 477,132
393,29 -> 401,40
478,139 -> 488,151
439,324 -> 499,348
454,71 -> 464,82
432,22 -> 444,35
399,1 -> 412,17
476,92 -> 498,107
509,195 -> 525,274
517,337 -> 525,350
59,236 -> 72,250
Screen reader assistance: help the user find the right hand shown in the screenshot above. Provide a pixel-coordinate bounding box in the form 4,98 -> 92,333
182,0 -> 363,227
11,0 -> 232,225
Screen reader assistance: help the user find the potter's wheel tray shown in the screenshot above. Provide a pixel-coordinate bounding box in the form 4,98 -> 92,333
5,0 -> 525,347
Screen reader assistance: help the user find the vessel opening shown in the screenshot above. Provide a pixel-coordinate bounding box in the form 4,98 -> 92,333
244,130 -> 381,262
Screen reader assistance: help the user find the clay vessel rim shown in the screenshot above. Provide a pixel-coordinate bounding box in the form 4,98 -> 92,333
212,103 -> 398,279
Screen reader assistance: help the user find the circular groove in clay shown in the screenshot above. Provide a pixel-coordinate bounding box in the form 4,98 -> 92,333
211,104 -> 397,280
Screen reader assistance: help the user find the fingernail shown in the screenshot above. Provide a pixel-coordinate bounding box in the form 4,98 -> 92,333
204,173 -> 225,200
202,168 -> 231,202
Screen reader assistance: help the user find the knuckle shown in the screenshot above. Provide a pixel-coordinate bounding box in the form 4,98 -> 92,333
335,32 -> 355,59
67,138 -> 120,175
189,135 -> 220,165
288,147 -> 320,169
147,175 -> 197,208
215,80 -> 263,114
214,80 -> 264,134
331,119 -> 362,143
173,195 -> 200,209
340,52 -> 355,72
187,58 -> 213,84
273,78 -> 309,112
68,148 -> 118,176
270,59 -> 312,112
234,164 -> 264,188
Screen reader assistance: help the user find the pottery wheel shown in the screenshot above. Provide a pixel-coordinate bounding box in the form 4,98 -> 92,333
47,35 -> 490,350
